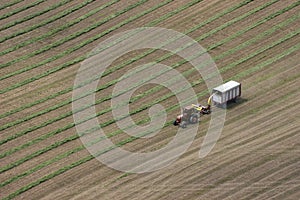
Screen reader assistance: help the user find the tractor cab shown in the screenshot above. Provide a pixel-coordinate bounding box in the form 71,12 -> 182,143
173,105 -> 200,128
173,98 -> 212,128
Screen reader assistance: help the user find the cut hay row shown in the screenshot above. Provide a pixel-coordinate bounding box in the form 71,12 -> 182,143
1,0 -> 296,172
0,0 -> 146,68
0,0 -> 46,20
1,25 -> 299,191
0,0 -> 73,31
0,0 -> 99,43
0,0 -> 206,119
0,0 -> 115,54
1,0 -> 286,132
0,0 -> 23,11
0,0 -> 257,86
1,5 -> 297,168
1,0 -> 298,199
0,0 -> 176,93
1,3 -> 298,157
3,64 -> 299,199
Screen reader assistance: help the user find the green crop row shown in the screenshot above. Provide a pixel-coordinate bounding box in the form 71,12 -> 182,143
0,1 -> 250,134
0,0 -> 73,31
0,0 -> 205,56
0,0 -> 105,44
0,0 -> 205,120
1,16 -> 298,179
1,0 -> 291,154
0,0 -> 272,130
2,0 -> 296,156
0,0 -> 174,93
0,0 -> 46,20
0,0 -> 23,11
0,0 -> 250,70
0,0 -> 138,67
3,38 -> 299,189
5,72 -> 298,192
0,0 -> 175,129
3,41 -> 299,199
0,0 -> 298,197
0,1 -> 295,163
2,0 -> 264,162
0,0 -> 292,173
0,0 -> 255,83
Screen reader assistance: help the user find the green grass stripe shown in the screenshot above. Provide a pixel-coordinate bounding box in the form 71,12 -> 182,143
0,0 -> 46,20
191,0 -> 281,41
0,0 -> 74,31
0,0 -> 254,117
0,0 -> 204,119
210,3 -> 300,57
0,0 -> 295,144
0,0 -> 23,11
0,0 -> 254,84
0,0 -> 211,143
0,0 -> 269,152
0,0 -> 290,177
3,71 -> 299,200
0,0 -> 122,59
0,0 -> 172,129
0,0 -> 294,153
0,0 -> 174,94
0,135 -> 81,188
0,0 -> 117,61
1,39 -> 298,191
1,0 -> 298,195
1,23 -> 298,179
0,0 -> 241,68
0,0 -> 269,125
0,0 -> 98,44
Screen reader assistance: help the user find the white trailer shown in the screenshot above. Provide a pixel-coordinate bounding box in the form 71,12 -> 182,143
212,80 -> 241,105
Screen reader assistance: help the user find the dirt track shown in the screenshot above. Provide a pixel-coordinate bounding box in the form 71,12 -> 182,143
0,0 -> 299,199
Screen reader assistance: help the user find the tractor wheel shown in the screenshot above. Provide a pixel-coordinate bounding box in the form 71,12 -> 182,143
180,122 -> 187,128
189,115 -> 198,124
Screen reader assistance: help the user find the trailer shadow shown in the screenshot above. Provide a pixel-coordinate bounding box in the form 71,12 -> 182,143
225,97 -> 248,110
213,97 -> 248,110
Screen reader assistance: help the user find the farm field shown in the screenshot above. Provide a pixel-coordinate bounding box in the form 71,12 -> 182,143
0,0 -> 299,199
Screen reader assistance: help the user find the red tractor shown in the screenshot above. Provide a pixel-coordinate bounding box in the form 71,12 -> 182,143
173,96 -> 212,128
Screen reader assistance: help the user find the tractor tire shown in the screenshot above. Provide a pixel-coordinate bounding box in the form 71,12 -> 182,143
189,115 -> 198,124
180,122 -> 187,128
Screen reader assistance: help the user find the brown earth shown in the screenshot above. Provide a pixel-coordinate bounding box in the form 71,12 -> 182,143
0,0 -> 299,199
